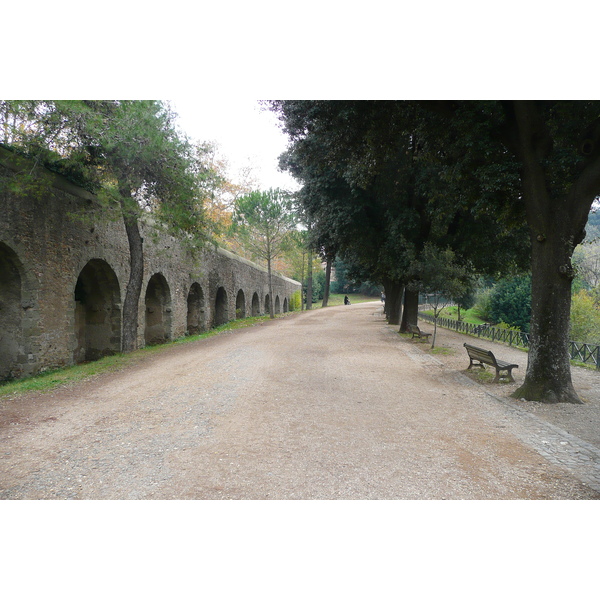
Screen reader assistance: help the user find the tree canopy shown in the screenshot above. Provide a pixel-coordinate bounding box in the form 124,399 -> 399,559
270,100 -> 600,403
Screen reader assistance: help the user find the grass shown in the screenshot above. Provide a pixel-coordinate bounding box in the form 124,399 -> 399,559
0,313 -> 276,398
325,293 -> 380,306
430,346 -> 455,356
423,306 -> 487,325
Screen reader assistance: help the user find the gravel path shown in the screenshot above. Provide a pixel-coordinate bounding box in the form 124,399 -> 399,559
1,301 -> 599,500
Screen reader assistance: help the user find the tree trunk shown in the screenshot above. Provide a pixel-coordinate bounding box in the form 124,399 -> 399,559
321,255 -> 332,307
400,288 -> 419,333
383,280 -> 404,325
120,199 -> 144,352
300,250 -> 306,311
267,258 -> 275,319
512,223 -> 582,403
306,252 -> 313,311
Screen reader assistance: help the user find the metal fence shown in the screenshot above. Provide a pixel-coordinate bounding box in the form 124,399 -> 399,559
417,312 -> 600,370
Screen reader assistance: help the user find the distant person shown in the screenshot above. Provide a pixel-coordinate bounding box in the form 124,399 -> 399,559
344,295 -> 350,305
381,292 -> 386,303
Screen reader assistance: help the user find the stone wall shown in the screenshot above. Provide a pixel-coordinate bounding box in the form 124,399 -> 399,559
0,159 -> 300,380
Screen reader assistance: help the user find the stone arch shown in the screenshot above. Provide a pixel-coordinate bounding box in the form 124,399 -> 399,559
145,273 -> 172,345
214,286 -> 229,327
264,293 -> 271,316
187,282 -> 206,335
235,289 -> 246,319
283,297 -> 289,313
73,259 -> 122,363
275,295 -> 281,314
0,242 -> 25,380
251,292 -> 260,316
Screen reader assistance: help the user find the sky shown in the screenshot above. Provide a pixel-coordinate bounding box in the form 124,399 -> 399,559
172,99 -> 300,191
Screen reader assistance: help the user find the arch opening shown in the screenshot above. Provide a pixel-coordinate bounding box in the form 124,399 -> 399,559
74,259 -> 121,363
0,243 -> 24,380
235,289 -> 246,319
187,282 -> 206,335
214,287 -> 229,327
251,292 -> 260,316
264,293 -> 271,316
145,273 -> 172,345
275,295 -> 281,314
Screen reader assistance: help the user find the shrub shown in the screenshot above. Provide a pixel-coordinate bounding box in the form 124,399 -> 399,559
289,290 -> 302,311
472,288 -> 493,321
489,275 -> 531,332
570,289 -> 600,344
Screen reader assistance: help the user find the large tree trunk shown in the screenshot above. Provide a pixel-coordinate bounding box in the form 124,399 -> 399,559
400,288 -> 419,333
512,226 -> 581,403
382,279 -> 404,325
508,101 -> 599,404
120,197 -> 144,352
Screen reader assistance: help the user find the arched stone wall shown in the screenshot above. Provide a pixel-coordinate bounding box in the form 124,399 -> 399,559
0,153 -> 301,379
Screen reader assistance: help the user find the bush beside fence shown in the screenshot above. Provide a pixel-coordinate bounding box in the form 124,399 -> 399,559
417,312 -> 600,370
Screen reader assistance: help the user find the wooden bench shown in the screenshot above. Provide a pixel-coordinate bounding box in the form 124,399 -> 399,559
407,323 -> 432,342
463,343 -> 519,383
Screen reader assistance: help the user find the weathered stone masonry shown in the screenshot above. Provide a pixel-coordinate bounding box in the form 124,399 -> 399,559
0,160 -> 300,381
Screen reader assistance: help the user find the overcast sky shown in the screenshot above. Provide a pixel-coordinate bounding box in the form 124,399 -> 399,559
172,98 -> 299,191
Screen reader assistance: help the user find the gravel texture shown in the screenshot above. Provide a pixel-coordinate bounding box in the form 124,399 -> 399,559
1,301 -> 600,500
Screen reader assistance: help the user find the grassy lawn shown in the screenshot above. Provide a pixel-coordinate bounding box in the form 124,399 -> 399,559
326,293 -> 380,306
422,305 -> 487,325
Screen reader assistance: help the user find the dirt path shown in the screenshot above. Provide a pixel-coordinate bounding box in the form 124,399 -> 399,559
1,301 -> 599,499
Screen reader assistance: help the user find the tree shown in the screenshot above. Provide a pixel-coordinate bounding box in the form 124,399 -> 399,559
426,100 -> 600,403
1,100 -> 211,351
231,188 -> 296,317
271,101 -> 528,330
407,244 -> 474,348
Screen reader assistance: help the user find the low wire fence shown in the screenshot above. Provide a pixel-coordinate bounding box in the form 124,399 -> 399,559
417,312 -> 600,370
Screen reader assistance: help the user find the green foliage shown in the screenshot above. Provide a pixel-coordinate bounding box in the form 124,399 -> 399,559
570,289 -> 600,344
306,268 -> 326,302
1,100 -> 211,245
489,275 -> 532,332
289,290 -> 302,311
472,287 -> 494,321
231,188 -> 296,264
407,244 -> 475,310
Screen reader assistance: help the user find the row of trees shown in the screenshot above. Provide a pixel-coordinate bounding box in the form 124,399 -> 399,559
268,101 -> 600,404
